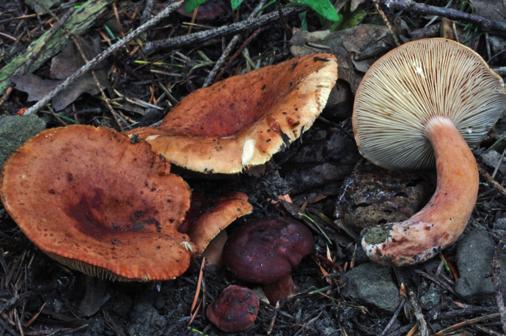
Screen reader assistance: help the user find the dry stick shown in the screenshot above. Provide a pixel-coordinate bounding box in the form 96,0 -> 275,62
379,298 -> 406,336
215,27 -> 265,81
472,324 -> 504,336
203,0 -> 268,87
479,165 -> 506,197
144,6 -> 301,53
492,244 -> 506,334
71,36 -> 130,129
141,0 -> 155,24
408,290 -> 429,336
434,313 -> 501,335
382,0 -> 506,35
373,0 -> 400,46
24,0 -> 183,116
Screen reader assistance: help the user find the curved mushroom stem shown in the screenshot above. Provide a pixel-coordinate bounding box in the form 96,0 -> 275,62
362,116 -> 479,266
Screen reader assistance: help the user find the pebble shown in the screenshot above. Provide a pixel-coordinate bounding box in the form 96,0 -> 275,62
455,229 -> 506,300
342,262 -> 400,312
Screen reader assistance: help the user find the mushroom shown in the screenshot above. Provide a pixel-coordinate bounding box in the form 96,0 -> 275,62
206,284 -> 259,333
127,53 -> 338,174
1,125 -> 193,281
179,191 -> 253,257
353,38 -> 505,266
222,218 -> 313,303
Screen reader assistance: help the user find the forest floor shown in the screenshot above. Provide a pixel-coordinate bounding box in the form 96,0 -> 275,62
0,1 -> 505,335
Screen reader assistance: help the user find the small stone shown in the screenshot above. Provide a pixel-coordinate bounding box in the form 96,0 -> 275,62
455,229 -> 496,299
342,263 -> 400,312
420,285 -> 441,310
0,115 -> 46,169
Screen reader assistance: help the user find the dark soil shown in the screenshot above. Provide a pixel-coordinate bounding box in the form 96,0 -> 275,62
1,1 -> 505,335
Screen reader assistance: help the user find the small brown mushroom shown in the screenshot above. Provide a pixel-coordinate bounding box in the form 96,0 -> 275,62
206,284 -> 259,333
179,192 -> 253,256
1,125 -> 192,281
127,53 -> 338,174
222,218 -> 313,303
353,38 -> 505,266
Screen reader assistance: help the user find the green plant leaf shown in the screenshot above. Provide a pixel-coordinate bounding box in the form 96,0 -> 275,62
340,8 -> 367,29
183,0 -> 207,13
231,0 -> 245,10
291,0 -> 342,23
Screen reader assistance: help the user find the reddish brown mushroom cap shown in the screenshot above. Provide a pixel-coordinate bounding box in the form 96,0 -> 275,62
0,125 -> 192,281
128,53 -> 338,174
222,218 -> 314,284
179,192 -> 253,255
206,284 -> 259,333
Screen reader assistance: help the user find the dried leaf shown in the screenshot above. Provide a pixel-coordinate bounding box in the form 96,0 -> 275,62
290,24 -> 394,92
12,38 -> 110,111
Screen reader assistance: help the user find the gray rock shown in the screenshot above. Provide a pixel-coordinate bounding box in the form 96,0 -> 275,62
455,229 -> 506,300
0,115 -> 46,169
342,263 -> 400,312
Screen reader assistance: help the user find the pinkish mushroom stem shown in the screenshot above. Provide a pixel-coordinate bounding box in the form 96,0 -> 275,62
362,116 -> 479,265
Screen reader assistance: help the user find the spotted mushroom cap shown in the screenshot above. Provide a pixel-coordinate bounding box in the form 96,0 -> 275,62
353,38 -> 505,170
128,53 -> 338,174
1,125 -> 192,281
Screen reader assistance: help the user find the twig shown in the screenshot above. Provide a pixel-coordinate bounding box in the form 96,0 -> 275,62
215,27 -> 265,81
71,36 -> 130,129
380,298 -> 406,336
492,244 -> 506,334
203,35 -> 241,87
144,7 -> 301,53
408,290 -> 429,336
433,313 -> 500,335
24,0 -> 183,116
479,165 -> 506,197
472,324 -> 505,336
188,257 -> 206,326
203,0 -> 267,87
414,269 -> 455,294
382,0 -> 506,35
141,0 -> 155,24
373,0 -> 400,46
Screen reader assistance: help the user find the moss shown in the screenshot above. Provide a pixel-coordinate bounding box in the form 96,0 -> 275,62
0,115 -> 46,168
362,225 -> 391,245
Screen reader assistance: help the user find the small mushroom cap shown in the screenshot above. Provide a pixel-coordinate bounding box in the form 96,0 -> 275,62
206,284 -> 259,333
222,218 -> 313,284
1,125 -> 192,281
353,38 -> 505,170
128,53 -> 338,174
179,192 -> 253,255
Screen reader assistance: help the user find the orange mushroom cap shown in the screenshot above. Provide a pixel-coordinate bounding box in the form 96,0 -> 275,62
128,53 -> 338,174
179,192 -> 253,255
1,125 -> 192,281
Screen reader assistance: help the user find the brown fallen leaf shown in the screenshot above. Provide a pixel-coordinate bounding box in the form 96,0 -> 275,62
12,37 -> 110,111
290,24 -> 395,93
